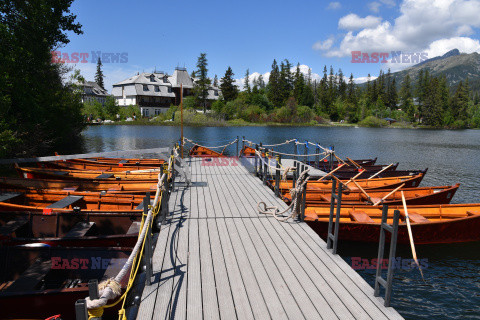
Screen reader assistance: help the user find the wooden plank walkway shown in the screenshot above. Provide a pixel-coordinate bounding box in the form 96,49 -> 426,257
137,158 -> 403,320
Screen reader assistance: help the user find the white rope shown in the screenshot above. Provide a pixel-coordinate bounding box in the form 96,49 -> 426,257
183,137 -> 238,149
255,150 -> 295,174
258,148 -> 331,157
243,138 -> 296,147
86,156 -> 171,310
257,169 -> 310,221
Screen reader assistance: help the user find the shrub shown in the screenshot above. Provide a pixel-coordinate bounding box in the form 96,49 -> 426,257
118,105 -> 141,120
296,106 -> 314,123
275,106 -> 292,123
243,105 -> 265,122
358,116 -> 388,127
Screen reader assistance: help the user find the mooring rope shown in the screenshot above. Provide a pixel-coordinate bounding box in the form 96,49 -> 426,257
257,169 -> 310,221
183,137 -> 238,149
84,156 -> 173,318
243,138 -> 296,147
254,150 -> 295,178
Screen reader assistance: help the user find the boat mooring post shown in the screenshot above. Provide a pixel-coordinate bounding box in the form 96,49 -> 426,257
374,205 -> 400,307
236,136 -> 239,157
304,140 -> 308,165
75,299 -> 89,320
263,149 -> 269,185
259,143 -> 263,178
292,161 -> 297,188
294,141 -> 298,162
254,144 -> 259,177
143,193 -> 153,286
329,145 -> 335,171
299,176 -> 307,221
170,149 -> 175,190
88,279 -> 99,300
275,154 -> 281,197
315,143 -> 320,169
327,179 -> 343,254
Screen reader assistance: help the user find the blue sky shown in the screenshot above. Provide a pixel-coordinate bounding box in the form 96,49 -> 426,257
63,0 -> 480,90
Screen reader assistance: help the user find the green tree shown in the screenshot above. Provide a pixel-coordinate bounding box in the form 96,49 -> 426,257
104,96 -> 119,119
95,57 -> 105,90
0,0 -> 84,157
244,68 -> 251,93
293,63 -> 305,103
220,66 -> 238,102
399,74 -> 414,120
193,53 -> 211,113
213,74 -> 218,87
267,59 -> 282,107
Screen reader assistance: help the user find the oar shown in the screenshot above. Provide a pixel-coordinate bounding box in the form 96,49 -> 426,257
331,174 -> 351,192
368,163 -> 394,180
343,170 -> 366,187
346,157 -> 363,170
351,179 -> 372,202
372,183 -> 405,206
317,163 -> 347,181
401,191 -> 425,281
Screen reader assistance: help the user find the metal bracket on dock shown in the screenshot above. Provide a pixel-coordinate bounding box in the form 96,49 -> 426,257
327,179 -> 343,254
374,205 -> 400,307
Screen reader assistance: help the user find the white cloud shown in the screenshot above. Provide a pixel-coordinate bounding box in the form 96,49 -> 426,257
339,14 -> 382,30
354,76 -> 378,84
327,1 -> 342,10
368,2 -> 382,13
314,0 -> 480,59
312,37 -> 335,50
426,37 -> 480,57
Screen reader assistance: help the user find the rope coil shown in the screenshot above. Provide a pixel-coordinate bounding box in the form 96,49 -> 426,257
258,169 -> 310,221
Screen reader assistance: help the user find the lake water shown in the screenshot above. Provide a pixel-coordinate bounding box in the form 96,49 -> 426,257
83,125 -> 480,320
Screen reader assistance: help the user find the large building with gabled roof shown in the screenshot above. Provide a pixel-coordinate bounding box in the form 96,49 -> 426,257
112,67 -> 220,117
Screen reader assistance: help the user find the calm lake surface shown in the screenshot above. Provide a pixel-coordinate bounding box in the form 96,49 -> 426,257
83,125 -> 480,320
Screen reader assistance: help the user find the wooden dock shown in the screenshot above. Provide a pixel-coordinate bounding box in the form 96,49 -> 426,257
136,158 -> 403,319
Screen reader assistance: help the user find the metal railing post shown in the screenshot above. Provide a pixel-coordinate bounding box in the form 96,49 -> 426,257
315,143 -> 320,169
254,144 -> 258,177
142,193 -> 152,286
236,136 -> 239,157
263,149 -> 268,185
294,142 -> 298,162
170,150 -> 175,190
242,136 -> 245,155
275,154 -> 281,197
374,206 -> 400,307
75,299 -> 89,320
300,179 -> 307,221
292,160 -> 297,188
88,279 -> 99,300
259,143 -> 263,178
327,179 -> 343,254
330,145 -> 335,171
304,140 -> 308,165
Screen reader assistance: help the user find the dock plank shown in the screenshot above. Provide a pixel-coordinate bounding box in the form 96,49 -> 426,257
137,158 -> 403,320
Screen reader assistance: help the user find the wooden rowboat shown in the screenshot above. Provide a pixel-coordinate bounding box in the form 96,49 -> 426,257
41,160 -> 161,172
321,163 -> 399,173
304,203 -> 480,244
0,211 -> 143,247
0,190 -> 149,213
54,156 -> 165,166
282,184 -> 459,206
271,173 -> 426,191
306,157 -> 377,167
16,165 -> 160,181
325,169 -> 427,180
0,176 -> 158,193
189,145 -> 224,157
0,246 -> 131,319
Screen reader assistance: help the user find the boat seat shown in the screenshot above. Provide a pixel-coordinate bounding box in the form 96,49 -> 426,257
0,217 -> 29,236
119,159 -> 128,164
0,192 -> 22,202
406,211 -> 430,223
126,222 -> 141,235
62,186 -> 79,191
108,187 -> 123,191
64,221 -> 95,238
318,194 -> 331,203
349,211 -> 374,223
95,173 -> 114,179
46,195 -> 83,209
4,259 -> 51,292
135,199 -> 152,210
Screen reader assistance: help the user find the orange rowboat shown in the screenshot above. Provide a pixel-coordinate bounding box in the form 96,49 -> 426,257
282,184 -> 459,206
0,176 -> 158,193
271,173 -> 426,191
41,160 -> 162,172
189,145 -> 224,157
304,203 -> 480,244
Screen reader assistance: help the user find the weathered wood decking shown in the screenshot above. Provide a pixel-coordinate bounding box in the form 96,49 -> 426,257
137,158 -> 403,319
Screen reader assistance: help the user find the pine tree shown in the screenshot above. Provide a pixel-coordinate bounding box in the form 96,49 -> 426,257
244,68 -> 251,93
193,53 -> 211,113
257,74 -> 265,90
293,63 -> 304,103
267,59 -> 282,107
422,78 -> 443,126
220,66 -> 238,102
213,74 -> 218,87
347,74 -> 356,103
337,69 -> 347,100
400,74 -> 414,120
95,57 -> 105,90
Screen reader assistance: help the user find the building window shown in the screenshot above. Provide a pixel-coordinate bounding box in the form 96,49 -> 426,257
155,86 -> 160,92
168,87 -> 172,93
163,77 -> 168,83
143,85 -> 148,91
150,75 -> 156,82
143,108 -> 150,117
155,108 -> 161,115
214,90 -> 218,96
